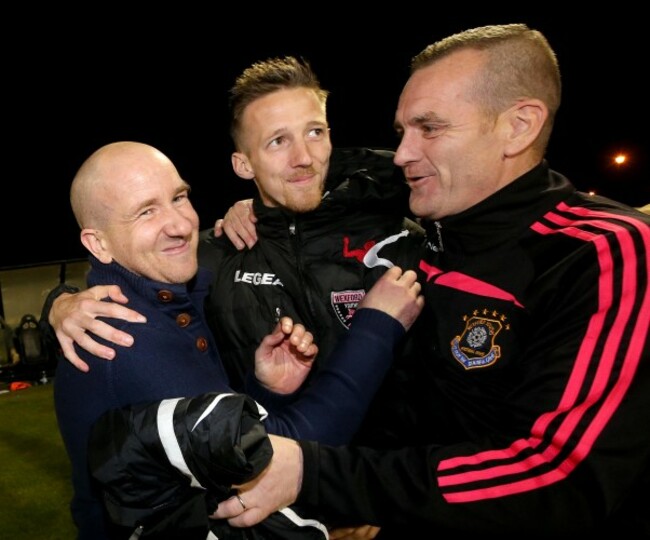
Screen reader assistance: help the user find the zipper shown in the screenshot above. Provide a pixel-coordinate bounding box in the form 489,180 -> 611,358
288,217 -> 319,330
426,220 -> 444,253
435,221 -> 444,252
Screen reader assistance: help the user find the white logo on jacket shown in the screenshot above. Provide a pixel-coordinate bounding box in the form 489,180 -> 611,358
234,270 -> 284,286
363,230 -> 410,269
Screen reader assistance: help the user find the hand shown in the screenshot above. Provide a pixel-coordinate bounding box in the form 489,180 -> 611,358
358,266 -> 424,332
214,198 -> 258,250
329,525 -> 382,539
210,434 -> 302,527
50,285 -> 146,372
254,317 -> 318,394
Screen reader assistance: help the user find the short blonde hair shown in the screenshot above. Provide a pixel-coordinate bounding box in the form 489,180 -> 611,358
229,56 -> 329,150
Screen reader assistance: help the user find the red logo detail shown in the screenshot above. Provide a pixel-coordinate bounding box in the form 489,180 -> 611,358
343,237 -> 376,262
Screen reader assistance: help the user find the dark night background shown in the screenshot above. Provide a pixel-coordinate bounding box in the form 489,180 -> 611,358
5,11 -> 648,268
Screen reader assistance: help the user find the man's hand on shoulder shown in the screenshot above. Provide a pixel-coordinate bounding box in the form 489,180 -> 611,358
214,199 -> 258,250
51,285 -> 145,372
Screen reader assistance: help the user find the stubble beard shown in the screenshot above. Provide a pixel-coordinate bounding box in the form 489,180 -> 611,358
284,185 -> 324,213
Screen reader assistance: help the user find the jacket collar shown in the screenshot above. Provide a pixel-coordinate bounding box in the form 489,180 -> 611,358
422,161 -> 575,254
86,255 -> 211,303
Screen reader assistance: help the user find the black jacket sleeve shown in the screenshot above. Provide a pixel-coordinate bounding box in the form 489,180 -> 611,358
38,282 -> 80,360
89,393 -> 329,539
89,393 -> 271,537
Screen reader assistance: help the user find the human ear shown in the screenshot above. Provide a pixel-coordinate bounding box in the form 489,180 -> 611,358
80,229 -> 113,264
502,99 -> 547,157
231,152 -> 255,180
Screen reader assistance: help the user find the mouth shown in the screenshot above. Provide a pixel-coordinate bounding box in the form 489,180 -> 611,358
406,174 -> 428,186
287,169 -> 319,184
405,167 -> 436,185
164,240 -> 191,255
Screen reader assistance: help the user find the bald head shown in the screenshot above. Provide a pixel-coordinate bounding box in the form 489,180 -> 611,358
70,141 -> 200,283
70,141 -> 175,229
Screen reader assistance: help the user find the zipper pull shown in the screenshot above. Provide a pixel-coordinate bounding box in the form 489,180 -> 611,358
435,221 -> 444,252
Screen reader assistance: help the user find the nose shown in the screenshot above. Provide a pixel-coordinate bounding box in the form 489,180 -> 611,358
164,206 -> 196,237
394,131 -> 418,169
290,140 -> 314,168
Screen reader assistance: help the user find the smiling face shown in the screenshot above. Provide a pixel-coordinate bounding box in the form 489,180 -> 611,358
393,49 -> 512,221
232,87 -> 332,213
76,143 -> 199,284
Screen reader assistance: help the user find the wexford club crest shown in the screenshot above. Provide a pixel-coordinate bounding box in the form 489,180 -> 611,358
331,289 -> 365,328
451,313 -> 504,369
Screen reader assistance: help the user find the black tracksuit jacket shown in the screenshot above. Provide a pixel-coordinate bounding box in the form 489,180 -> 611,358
297,161 -> 650,537
199,147 -> 422,392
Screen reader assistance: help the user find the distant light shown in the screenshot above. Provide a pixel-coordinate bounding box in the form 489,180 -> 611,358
588,190 -> 597,196
614,153 -> 627,165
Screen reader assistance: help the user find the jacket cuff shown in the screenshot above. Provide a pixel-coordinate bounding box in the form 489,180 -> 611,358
38,282 -> 81,350
296,440 -> 319,508
351,307 -> 405,344
243,372 -> 299,408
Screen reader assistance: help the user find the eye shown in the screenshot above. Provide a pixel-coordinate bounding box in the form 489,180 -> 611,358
422,122 -> 449,138
269,136 -> 285,148
172,187 -> 192,206
137,207 -> 154,218
308,127 -> 325,138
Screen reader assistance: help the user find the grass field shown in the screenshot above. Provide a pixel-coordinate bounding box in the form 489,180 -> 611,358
0,382 -> 77,539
